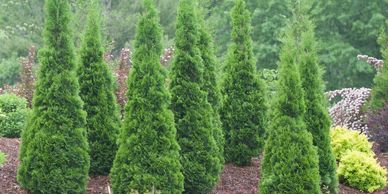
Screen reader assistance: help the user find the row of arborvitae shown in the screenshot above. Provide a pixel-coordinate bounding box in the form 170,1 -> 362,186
260,1 -> 338,194
16,0 -> 339,194
16,0 -> 226,193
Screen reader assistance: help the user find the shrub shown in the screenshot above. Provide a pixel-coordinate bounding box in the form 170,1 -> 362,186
0,93 -> 29,138
326,88 -> 371,132
0,152 -> 6,167
330,126 -> 374,160
338,150 -> 387,192
0,54 -> 20,87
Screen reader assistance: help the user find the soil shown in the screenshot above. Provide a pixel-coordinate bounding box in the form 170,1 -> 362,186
1,137 -> 388,194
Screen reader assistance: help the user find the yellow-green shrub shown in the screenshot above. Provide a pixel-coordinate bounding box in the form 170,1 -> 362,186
330,126 -> 374,160
338,150 -> 387,192
0,151 -> 6,167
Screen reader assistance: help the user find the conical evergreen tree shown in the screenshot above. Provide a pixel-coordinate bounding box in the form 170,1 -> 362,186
109,0 -> 184,193
298,12 -> 339,194
259,7 -> 321,193
369,30 -> 388,109
170,0 -> 222,192
220,0 -> 267,166
198,12 -> 224,164
17,0 -> 90,193
77,2 -> 119,176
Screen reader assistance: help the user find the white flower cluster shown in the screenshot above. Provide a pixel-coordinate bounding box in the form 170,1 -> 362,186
326,88 -> 371,133
357,54 -> 384,70
160,47 -> 174,65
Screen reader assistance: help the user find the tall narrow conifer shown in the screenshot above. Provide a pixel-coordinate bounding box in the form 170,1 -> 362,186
17,0 -> 89,193
77,3 -> 120,176
109,0 -> 184,193
259,7 -> 321,193
170,0 -> 222,192
369,30 -> 388,109
198,12 -> 224,164
220,0 -> 267,166
298,11 -> 339,194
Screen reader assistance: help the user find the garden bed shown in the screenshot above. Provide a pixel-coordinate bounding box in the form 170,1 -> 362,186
1,137 -> 387,194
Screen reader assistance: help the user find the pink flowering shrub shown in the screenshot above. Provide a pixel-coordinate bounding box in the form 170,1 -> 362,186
326,88 -> 371,132
357,54 -> 384,70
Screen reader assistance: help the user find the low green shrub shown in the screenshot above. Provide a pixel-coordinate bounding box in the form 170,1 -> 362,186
338,150 -> 387,192
330,126 -> 374,160
0,94 -> 29,137
0,151 -> 6,167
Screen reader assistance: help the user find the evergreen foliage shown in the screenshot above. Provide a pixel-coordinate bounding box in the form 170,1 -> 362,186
0,93 -> 29,138
220,0 -> 267,166
170,0 -> 221,192
259,5 -> 321,193
198,11 -> 224,164
298,8 -> 339,193
77,3 -> 119,176
369,30 -> 388,109
17,0 -> 89,193
109,0 -> 184,193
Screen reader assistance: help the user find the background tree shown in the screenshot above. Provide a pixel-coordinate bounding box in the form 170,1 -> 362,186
77,2 -> 119,176
298,5 -> 338,193
170,0 -> 221,192
220,0 -> 267,166
17,0 -> 89,193
1,0 -> 386,91
259,5 -> 321,193
109,0 -> 184,193
312,0 -> 387,90
198,9 -> 224,164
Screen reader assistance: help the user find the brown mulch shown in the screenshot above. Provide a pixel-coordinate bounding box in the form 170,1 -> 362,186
212,158 -> 260,194
0,138 -> 109,194
1,137 -> 388,194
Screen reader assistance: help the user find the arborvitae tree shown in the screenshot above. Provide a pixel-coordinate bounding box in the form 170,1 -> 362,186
77,3 -> 119,176
109,0 -> 184,193
369,30 -> 388,110
198,11 -> 224,164
17,0 -> 89,193
220,0 -> 267,166
259,10 -> 321,194
298,14 -> 339,193
170,0 -> 222,192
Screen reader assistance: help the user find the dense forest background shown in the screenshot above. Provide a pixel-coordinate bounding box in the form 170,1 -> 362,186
0,0 -> 387,90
